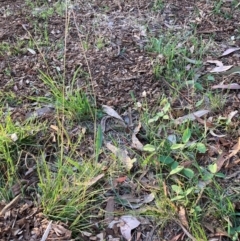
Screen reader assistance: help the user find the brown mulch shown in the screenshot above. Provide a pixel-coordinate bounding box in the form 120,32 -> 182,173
0,195 -> 72,241
1,0 -> 240,240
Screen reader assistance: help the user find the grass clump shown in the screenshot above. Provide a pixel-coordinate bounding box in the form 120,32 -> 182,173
0,111 -> 45,200
37,154 -> 104,234
36,70 -> 94,121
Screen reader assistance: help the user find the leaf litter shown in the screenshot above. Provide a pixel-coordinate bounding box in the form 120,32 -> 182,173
1,0 -> 240,240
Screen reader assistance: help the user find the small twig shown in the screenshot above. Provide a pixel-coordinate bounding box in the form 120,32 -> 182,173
0,194 -> 21,216
177,220 -> 197,241
197,27 -> 234,34
114,75 -> 142,82
146,223 -> 161,241
40,221 -> 52,241
194,188 -> 204,206
162,78 -> 192,103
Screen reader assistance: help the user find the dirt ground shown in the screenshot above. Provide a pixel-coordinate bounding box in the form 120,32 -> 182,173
0,0 -> 240,240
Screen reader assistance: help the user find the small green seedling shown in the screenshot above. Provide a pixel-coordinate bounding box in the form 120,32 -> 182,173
171,184 -> 194,204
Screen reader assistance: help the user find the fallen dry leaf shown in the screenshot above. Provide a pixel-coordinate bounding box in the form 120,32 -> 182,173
209,65 -> 233,73
106,142 -> 136,171
105,197 -> 115,223
194,115 -> 214,128
84,173 -> 104,188
118,193 -> 155,209
178,206 -> 189,229
102,105 -> 126,126
143,193 -> 155,203
119,215 -> 140,241
228,137 -> 240,159
209,130 -> 226,138
96,233 -> 104,241
174,110 -> 210,125
225,159 -> 240,169
220,47 -> 240,57
216,153 -> 227,172
228,111 -> 238,122
115,176 -> 127,183
27,48 -> 36,55
169,233 -> 183,241
206,60 -> 223,67
131,122 -> 143,151
50,125 -> 59,132
100,116 -> 111,133
212,83 -> 240,89
81,231 -> 92,237
214,138 -> 240,171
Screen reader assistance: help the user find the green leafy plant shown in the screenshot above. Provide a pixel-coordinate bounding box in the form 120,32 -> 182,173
152,0 -> 164,11
171,184 -> 194,204
95,37 -> 105,50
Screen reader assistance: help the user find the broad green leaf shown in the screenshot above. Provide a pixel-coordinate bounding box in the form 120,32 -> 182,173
159,156 -> 175,165
156,111 -> 164,117
188,141 -> 197,149
207,75 -> 215,81
197,143 -> 207,153
171,185 -> 183,194
185,187 -> 194,196
215,172 -> 225,178
171,161 -> 179,170
208,163 -> 217,174
163,114 -> 169,119
148,116 -> 159,124
148,112 -> 164,123
194,82 -> 203,90
169,165 -> 184,175
95,125 -> 103,162
181,168 -> 195,179
171,195 -> 184,201
171,143 -> 185,150
182,128 -> 191,143
202,172 -> 214,181
143,144 -> 156,153
163,102 -> 170,112
196,98 -> 204,107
